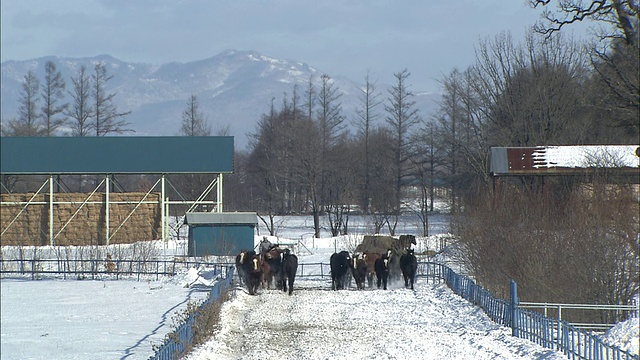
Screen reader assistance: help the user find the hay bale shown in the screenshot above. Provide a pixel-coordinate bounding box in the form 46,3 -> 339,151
355,234 -> 417,255
355,235 -> 396,254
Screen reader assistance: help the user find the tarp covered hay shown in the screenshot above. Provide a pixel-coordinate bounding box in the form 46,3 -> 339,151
355,234 -> 416,255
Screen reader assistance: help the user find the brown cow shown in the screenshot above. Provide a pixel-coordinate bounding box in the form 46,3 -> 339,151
362,252 -> 381,288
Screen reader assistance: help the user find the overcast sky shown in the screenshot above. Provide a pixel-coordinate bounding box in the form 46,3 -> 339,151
0,0 -> 590,92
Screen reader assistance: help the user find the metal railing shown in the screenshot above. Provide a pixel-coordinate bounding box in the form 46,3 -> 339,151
431,263 -> 639,360
150,266 -> 235,360
0,258 -> 233,281
519,302 -> 639,331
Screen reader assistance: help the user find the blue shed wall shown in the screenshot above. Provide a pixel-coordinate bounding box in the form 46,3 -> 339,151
188,225 -> 255,256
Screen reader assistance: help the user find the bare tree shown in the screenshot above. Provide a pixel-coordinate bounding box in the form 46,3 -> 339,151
173,94 -> 213,211
366,128 -> 396,233
247,98 -> 283,235
590,37 -> 639,140
40,60 -> 68,136
353,72 -> 383,213
530,0 -> 639,46
7,70 -> 42,136
435,67 -> 495,211
384,69 -> 420,235
66,65 -> 92,137
530,1 -> 639,141
180,94 -> 211,136
409,121 -> 442,236
313,74 -> 346,238
91,63 -> 131,136
303,75 -> 316,125
471,32 -> 590,147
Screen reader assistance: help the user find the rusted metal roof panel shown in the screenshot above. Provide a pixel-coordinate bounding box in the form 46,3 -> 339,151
490,145 -> 640,176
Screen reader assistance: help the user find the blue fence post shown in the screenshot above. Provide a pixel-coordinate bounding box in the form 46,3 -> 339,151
511,279 -> 519,337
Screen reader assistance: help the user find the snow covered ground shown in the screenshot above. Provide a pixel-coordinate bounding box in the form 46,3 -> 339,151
1,212 -> 638,359
0,266 -> 221,360
185,278 -> 567,360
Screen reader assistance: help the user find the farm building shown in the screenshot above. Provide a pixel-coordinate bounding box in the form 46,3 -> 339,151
0,136 -> 235,248
184,212 -> 257,256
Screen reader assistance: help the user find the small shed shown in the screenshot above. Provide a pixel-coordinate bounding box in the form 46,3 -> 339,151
185,212 -> 257,257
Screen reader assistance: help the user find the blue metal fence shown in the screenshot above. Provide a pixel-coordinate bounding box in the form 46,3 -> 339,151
149,266 -> 235,360
428,262 -> 639,360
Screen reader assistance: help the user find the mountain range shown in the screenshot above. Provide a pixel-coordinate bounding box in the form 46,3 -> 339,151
1,50 -> 440,150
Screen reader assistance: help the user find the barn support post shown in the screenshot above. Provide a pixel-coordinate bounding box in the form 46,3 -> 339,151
165,197 -> 170,241
161,174 -> 166,242
105,175 -> 110,246
0,180 -> 48,239
217,173 -> 223,212
49,176 -> 54,246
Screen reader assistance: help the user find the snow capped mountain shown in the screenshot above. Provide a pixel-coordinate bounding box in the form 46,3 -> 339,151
1,50 -> 439,150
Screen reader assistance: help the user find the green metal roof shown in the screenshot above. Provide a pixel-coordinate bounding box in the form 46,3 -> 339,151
184,212 -> 258,225
0,136 -> 234,174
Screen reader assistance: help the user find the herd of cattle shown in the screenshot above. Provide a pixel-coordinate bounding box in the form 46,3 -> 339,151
234,238 -> 418,296
235,243 -> 299,295
329,248 -> 418,291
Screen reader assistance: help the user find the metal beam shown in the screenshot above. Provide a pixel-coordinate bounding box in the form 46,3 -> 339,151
1,180 -> 49,238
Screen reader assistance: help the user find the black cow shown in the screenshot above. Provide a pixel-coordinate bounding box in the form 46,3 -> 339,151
350,255 -> 368,290
278,249 -> 298,295
381,248 -> 401,286
400,248 -> 418,290
242,251 -> 262,295
330,251 -> 351,290
374,256 -> 391,290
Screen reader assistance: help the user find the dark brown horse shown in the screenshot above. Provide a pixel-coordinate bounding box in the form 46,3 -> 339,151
260,245 -> 282,289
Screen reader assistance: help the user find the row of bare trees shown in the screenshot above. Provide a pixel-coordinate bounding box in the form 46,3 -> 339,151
234,70 -> 425,238
1,61 -> 131,137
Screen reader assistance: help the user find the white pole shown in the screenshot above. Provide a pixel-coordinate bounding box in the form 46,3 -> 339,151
164,196 -> 170,259
49,176 -> 54,246
217,173 -> 223,213
161,175 -> 166,242
106,175 -> 110,246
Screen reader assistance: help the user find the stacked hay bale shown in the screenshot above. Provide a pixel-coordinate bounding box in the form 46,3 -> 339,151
354,234 -> 417,255
0,192 -> 161,246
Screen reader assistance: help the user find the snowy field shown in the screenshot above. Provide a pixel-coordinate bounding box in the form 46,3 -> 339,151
1,212 -> 638,360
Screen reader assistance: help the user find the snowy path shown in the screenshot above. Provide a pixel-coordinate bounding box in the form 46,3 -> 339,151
186,278 -> 566,360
